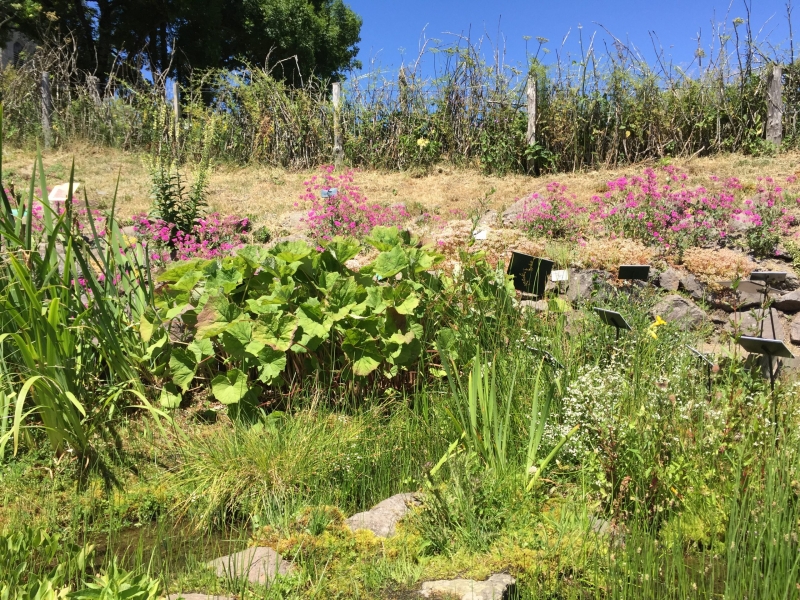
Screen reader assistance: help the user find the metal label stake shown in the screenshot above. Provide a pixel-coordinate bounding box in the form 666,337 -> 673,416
594,308 -> 631,340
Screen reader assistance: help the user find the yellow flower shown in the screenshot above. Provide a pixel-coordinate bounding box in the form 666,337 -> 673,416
649,329 -> 658,340
416,137 -> 430,149
654,315 -> 667,327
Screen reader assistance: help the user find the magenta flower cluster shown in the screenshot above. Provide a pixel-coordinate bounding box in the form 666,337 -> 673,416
516,166 -> 798,251
300,166 -> 409,240
11,191 -> 107,235
133,212 -> 250,263
517,182 -> 587,240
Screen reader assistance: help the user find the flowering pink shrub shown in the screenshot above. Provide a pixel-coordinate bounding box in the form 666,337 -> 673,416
12,192 -> 107,236
517,182 -> 587,239
516,167 -> 797,255
133,212 -> 250,263
300,166 -> 409,240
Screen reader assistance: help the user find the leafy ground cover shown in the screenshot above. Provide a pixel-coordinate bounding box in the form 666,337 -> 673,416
3,120 -> 800,599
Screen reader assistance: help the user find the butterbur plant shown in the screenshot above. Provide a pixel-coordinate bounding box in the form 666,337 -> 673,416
301,166 -> 409,240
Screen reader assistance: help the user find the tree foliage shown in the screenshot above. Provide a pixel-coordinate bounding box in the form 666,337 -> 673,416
4,0 -> 362,85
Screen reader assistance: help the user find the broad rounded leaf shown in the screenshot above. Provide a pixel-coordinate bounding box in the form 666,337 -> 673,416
169,348 -> 198,392
373,246 -> 409,279
211,369 -> 249,405
159,383 -> 182,409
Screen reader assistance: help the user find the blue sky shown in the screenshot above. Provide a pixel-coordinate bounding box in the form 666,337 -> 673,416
346,0 -> 795,75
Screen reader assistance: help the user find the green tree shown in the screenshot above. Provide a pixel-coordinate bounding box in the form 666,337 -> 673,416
6,0 -> 362,85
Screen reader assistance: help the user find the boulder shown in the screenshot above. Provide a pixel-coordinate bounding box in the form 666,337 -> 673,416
520,299 -> 548,312
773,290 -> 800,313
501,198 -> 528,226
657,268 -> 681,292
791,314 -> 800,345
652,295 -> 706,331
709,288 -> 763,313
680,273 -> 704,301
206,547 -> 295,584
728,308 -> 784,340
345,493 -> 418,538
420,574 -> 515,600
567,270 -> 608,303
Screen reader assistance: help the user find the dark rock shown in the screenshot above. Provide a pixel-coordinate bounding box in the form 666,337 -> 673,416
773,290 -> 800,313
709,309 -> 729,325
728,308 -> 784,339
791,314 -> 800,345
567,270 -> 609,303
345,493 -> 419,538
206,547 -> 295,584
420,574 -> 516,600
652,294 -> 706,331
710,288 -> 763,312
680,273 -> 704,301
657,268 -> 681,292
785,272 -> 800,291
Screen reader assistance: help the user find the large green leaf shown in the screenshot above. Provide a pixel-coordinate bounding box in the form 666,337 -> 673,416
342,328 -> 383,377
195,295 -> 241,338
256,347 -> 287,385
373,245 -> 409,279
272,240 -> 313,263
157,259 -> 213,283
252,312 -> 298,352
324,237 -> 361,264
237,245 -> 271,268
169,347 -> 198,392
211,369 -> 249,405
365,226 -> 404,251
296,300 -> 330,339
159,383 -> 182,408
206,265 -> 244,294
219,320 -> 253,358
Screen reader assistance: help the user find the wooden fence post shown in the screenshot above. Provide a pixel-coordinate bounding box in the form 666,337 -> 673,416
172,80 -> 180,145
766,64 -> 784,147
525,75 -> 537,173
41,71 -> 53,149
332,81 -> 343,168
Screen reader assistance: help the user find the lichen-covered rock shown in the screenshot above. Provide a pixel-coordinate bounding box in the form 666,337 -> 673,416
420,574 -> 516,600
345,493 -> 419,538
652,295 -> 706,331
206,547 -> 295,584
773,290 -> 800,313
790,314 -> 800,345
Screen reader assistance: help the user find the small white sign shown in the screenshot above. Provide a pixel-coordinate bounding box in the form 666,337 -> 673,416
551,269 -> 569,282
472,229 -> 488,240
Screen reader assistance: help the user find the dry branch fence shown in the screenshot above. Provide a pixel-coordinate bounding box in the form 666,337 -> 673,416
3,31 -> 800,175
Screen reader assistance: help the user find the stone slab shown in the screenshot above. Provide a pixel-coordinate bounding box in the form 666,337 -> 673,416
206,546 -> 295,584
420,574 -> 515,600
791,314 -> 800,345
345,493 -> 418,538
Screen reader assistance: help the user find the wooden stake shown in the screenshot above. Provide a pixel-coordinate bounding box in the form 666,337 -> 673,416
525,75 -> 537,172
766,64 -> 784,147
41,71 -> 53,149
172,80 -> 180,145
332,82 -> 343,168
